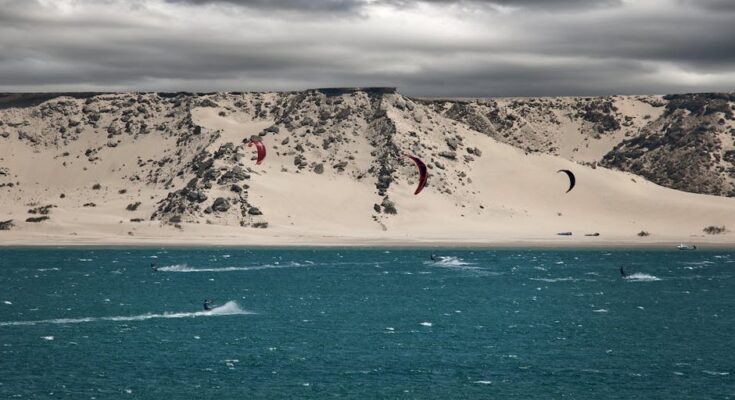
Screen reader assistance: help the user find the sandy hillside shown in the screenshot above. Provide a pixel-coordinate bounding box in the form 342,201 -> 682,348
0,89 -> 733,247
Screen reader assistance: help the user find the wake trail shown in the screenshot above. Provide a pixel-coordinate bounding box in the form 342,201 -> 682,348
427,256 -> 475,268
0,301 -> 251,327
423,256 -> 501,276
158,262 -> 302,273
624,272 -> 661,282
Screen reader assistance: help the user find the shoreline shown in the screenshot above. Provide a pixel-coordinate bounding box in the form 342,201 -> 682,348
2,238 -> 733,250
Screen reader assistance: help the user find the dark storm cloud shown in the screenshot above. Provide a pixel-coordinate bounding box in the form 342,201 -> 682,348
167,0 -> 620,12
387,0 -> 621,10
522,12 -> 735,69
680,0 -> 735,12
0,0 -> 733,96
166,0 -> 365,13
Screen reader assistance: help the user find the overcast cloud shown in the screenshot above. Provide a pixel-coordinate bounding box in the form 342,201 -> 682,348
0,0 -> 732,96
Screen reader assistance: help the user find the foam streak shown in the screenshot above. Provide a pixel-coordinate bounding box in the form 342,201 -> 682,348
0,301 -> 250,327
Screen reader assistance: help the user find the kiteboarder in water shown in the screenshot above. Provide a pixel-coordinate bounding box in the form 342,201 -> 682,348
203,299 -> 214,311
430,254 -> 437,262
151,263 -> 158,272
619,266 -> 627,278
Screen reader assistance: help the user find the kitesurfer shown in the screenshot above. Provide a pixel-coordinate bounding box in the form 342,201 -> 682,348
151,262 -> 158,272
430,254 -> 437,262
203,299 -> 214,311
619,266 -> 627,278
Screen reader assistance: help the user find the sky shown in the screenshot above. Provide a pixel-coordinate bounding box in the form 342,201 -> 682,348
0,0 -> 733,96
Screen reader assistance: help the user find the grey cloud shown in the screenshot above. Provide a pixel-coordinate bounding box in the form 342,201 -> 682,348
520,12 -> 735,69
679,0 -> 735,12
387,0 -> 621,10
0,0 -> 733,96
165,0 -> 366,13
167,0 -> 621,12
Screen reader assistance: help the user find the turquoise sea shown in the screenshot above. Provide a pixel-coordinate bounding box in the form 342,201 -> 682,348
1,248 -> 733,399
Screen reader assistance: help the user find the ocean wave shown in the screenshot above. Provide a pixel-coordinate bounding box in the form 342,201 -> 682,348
703,370 -> 729,376
0,301 -> 251,327
682,261 -> 715,267
624,273 -> 661,282
157,262 -> 302,273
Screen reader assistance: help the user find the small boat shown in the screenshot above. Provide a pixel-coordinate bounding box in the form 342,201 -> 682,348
677,243 -> 697,250
585,233 -> 600,237
557,232 -> 572,236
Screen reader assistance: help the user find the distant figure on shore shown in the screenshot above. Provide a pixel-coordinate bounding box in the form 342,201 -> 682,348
619,266 -> 627,278
430,254 -> 437,262
203,299 -> 214,311
151,262 -> 158,272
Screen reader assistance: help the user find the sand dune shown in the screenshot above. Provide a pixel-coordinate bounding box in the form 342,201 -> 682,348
0,90 -> 733,247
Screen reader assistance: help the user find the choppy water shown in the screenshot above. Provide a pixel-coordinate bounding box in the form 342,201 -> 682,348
1,248 -> 734,399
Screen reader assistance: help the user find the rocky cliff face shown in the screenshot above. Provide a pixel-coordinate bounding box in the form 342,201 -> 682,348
600,93 -> 735,196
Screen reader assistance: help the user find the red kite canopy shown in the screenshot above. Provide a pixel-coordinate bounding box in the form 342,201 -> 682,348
404,154 -> 428,195
248,140 -> 266,165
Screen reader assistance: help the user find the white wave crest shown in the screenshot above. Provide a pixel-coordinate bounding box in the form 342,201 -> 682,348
703,370 -> 730,376
158,262 -> 301,273
624,273 -> 661,282
530,277 -> 577,283
682,261 -> 715,267
0,301 -> 251,327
